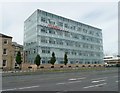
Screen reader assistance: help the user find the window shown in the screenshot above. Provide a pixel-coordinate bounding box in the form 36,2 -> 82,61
3,49 -> 7,54
33,49 -> 36,53
57,22 -> 63,27
57,40 -> 63,45
89,31 -> 94,35
77,27 -> 81,31
41,37 -> 47,43
83,29 -> 87,33
3,60 -> 6,66
41,17 -> 47,23
29,51 -> 30,54
42,49 -> 50,54
4,39 -> 8,44
64,23 -> 69,28
48,29 -> 55,34
41,27 -> 47,33
82,35 -> 86,40
57,30 -> 63,36
64,32 -> 70,37
42,60 -> 45,64
49,38 -> 55,44
48,19 -> 55,25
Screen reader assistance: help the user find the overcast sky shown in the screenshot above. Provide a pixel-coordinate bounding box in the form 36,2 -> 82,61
1,1 -> 118,55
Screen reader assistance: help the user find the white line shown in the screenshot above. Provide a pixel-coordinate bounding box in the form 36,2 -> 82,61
69,79 -> 77,81
83,83 -> 107,89
83,85 -> 95,89
68,77 -> 86,81
91,77 -> 107,80
91,79 -> 106,83
94,83 -> 107,87
116,81 -> 118,83
18,86 -> 39,90
2,85 -> 40,91
68,80 -> 81,84
2,88 -> 17,91
56,80 -> 81,85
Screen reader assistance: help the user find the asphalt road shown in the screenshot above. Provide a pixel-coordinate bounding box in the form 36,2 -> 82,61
1,68 -> 119,92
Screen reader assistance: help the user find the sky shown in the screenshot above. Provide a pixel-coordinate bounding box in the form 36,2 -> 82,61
0,1 -> 118,55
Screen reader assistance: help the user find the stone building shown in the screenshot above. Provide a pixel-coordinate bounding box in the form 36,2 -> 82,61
0,33 -> 24,70
0,33 -> 13,70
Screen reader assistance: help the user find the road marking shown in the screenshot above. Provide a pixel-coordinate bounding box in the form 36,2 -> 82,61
69,79 -> 77,81
116,81 -> 119,83
2,85 -> 40,91
92,79 -> 106,83
2,88 -> 17,91
83,83 -> 107,89
91,77 -> 107,80
68,77 -> 86,81
18,86 -> 39,90
57,80 -> 81,85
68,80 -> 81,84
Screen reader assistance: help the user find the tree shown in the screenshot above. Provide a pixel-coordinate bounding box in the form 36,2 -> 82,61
50,52 -> 56,65
34,54 -> 41,69
16,51 -> 22,69
64,52 -> 68,65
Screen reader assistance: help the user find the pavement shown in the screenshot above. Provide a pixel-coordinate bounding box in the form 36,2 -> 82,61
1,68 -> 120,92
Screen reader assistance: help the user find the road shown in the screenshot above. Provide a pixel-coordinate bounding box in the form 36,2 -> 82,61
1,68 -> 119,92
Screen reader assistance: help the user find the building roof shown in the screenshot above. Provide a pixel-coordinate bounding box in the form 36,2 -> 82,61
12,42 -> 23,48
25,9 -> 102,31
0,33 -> 12,38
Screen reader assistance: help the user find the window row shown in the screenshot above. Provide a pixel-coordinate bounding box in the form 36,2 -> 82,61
40,26 -> 102,43
40,48 -> 102,57
40,37 -> 103,50
40,17 -> 102,37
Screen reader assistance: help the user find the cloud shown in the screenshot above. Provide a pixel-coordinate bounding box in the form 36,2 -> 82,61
1,2 -> 118,54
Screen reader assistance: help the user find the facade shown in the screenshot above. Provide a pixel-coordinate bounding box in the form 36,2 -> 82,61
0,33 -> 24,70
0,33 -> 13,70
24,9 -> 103,65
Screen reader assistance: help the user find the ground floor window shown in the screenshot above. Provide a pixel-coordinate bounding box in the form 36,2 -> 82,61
3,60 -> 6,66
